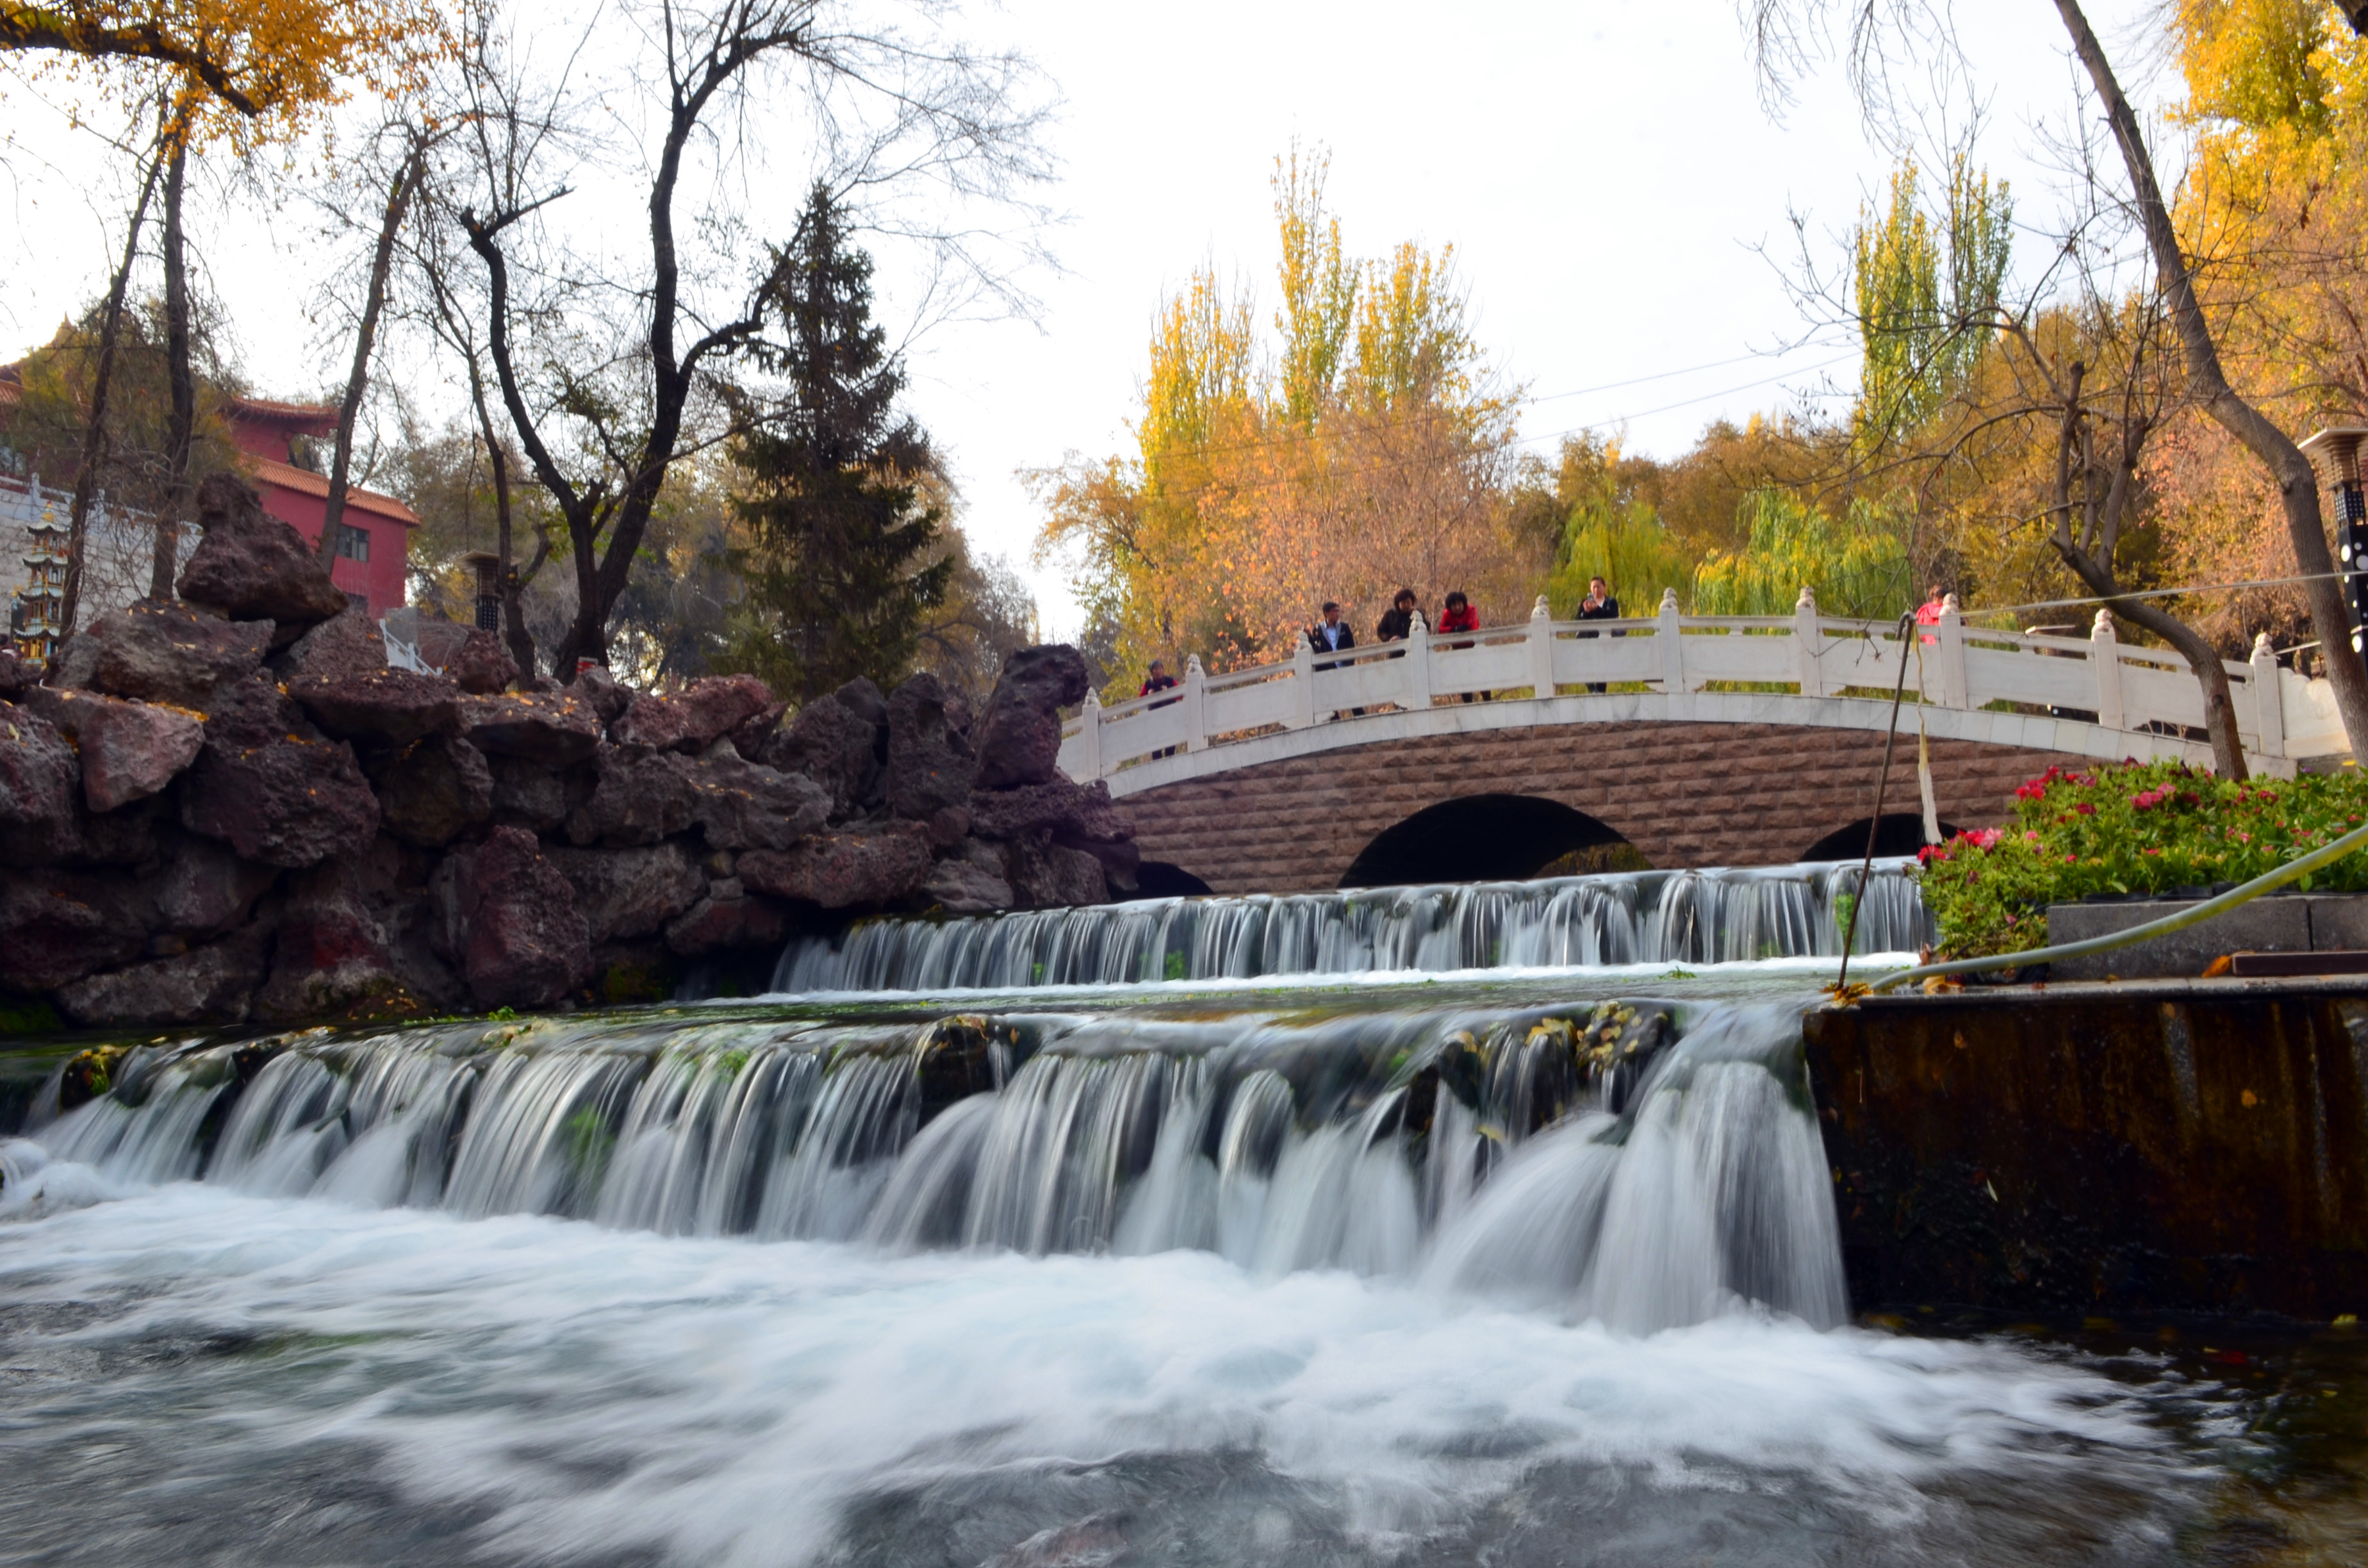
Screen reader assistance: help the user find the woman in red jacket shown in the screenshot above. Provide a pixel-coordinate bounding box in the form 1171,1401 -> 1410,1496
1436,591 -> 1484,701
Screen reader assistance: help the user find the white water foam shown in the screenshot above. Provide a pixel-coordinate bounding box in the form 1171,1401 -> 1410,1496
0,1180 -> 2205,1567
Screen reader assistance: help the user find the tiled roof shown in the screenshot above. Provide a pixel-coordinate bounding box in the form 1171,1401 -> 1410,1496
229,394 -> 338,426
247,455 -> 420,527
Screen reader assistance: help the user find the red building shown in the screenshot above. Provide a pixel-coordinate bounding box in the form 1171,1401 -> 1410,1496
224,397 -> 418,618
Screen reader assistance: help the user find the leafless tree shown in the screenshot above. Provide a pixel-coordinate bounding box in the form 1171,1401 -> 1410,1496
1744,0 -> 2368,763
424,0 -> 1054,680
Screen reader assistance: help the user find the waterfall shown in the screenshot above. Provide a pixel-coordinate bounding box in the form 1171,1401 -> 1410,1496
5,995 -> 1847,1332
771,857 -> 1929,993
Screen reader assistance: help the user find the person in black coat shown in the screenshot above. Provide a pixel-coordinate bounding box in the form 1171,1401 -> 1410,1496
1374,587 -> 1418,644
1576,575 -> 1620,692
1307,601 -> 1361,718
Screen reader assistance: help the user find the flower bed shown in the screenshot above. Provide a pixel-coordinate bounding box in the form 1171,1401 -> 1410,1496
1915,759 -> 2368,960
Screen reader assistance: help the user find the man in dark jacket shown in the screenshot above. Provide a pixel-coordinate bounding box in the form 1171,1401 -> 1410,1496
1308,601 -> 1360,718
1576,575 -> 1620,692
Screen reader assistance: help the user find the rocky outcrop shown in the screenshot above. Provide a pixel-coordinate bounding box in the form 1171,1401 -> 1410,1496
177,473 -> 350,636
973,645 -> 1089,789
52,601 -> 273,708
446,629 -> 519,696
0,642 -> 1130,1026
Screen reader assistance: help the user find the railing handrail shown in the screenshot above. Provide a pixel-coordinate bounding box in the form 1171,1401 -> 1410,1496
1059,607 -> 2336,781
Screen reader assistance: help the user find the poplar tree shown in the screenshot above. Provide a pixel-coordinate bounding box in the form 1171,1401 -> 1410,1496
726,184 -> 951,702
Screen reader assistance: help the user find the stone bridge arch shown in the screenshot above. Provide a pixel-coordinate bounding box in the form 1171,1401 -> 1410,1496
1115,718 -> 2089,895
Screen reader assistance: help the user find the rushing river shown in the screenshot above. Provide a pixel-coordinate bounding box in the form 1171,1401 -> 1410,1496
0,861 -> 2357,1564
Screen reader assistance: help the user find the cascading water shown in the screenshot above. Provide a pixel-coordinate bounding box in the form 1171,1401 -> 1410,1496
0,874 -> 2269,1564
772,856 -> 1930,992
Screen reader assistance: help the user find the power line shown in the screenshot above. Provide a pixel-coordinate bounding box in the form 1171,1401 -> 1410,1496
1525,347 -> 1847,405
1511,355 -> 1856,447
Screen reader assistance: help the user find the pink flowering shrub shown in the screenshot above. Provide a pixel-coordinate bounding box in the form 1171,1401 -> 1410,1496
1915,758 -> 2368,959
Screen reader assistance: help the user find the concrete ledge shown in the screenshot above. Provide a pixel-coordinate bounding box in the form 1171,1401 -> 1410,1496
2047,894 -> 2367,979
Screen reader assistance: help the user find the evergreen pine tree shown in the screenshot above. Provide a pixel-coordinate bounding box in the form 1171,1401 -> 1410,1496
726,184 -> 951,700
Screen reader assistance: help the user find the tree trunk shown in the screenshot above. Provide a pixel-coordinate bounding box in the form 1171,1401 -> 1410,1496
60,138 -> 165,641
2053,543 -> 2249,778
151,132 -> 193,602
319,147 -> 423,566
2055,0 -> 2368,760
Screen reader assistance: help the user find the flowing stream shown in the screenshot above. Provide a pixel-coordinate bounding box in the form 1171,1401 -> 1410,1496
0,865 -> 2305,1565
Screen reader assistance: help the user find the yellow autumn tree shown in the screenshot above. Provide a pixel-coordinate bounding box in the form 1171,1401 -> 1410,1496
1034,145 -> 1540,696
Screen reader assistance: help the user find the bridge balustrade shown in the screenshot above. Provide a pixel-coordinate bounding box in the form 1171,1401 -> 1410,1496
1058,591 -> 2349,785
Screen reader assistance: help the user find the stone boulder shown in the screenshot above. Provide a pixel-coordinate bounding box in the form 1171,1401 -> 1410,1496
55,933 -> 270,1027
973,645 -> 1090,790
487,753 -> 582,832
53,601 -> 272,708
177,472 -> 350,637
0,645 -> 32,699
155,833 -> 279,937
612,673 -> 775,753
884,673 -> 975,820
290,670 -> 463,747
180,731 -> 379,869
254,845 -> 416,1023
0,701 -> 83,862
459,690 -> 603,765
724,700 -> 787,759
764,692 -> 880,819
0,870 -> 151,992
193,667 -> 304,747
969,775 -> 1133,844
921,851 -> 1014,915
664,879 -> 790,958
564,748 -> 700,847
377,733 -> 494,847
738,822 -> 934,910
571,664 -> 636,726
686,749 -> 831,852
68,694 -> 206,813
457,826 -> 592,1008
545,842 -> 705,944
447,629 -> 518,695
1005,837 -> 1109,911
277,606 -> 388,680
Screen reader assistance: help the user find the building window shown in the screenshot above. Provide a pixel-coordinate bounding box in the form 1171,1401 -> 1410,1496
335,523 -> 370,562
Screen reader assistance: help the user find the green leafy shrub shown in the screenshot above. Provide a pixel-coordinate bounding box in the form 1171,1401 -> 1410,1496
1916,759 -> 2368,959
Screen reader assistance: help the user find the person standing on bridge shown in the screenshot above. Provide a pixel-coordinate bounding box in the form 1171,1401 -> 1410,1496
1140,659 -> 1181,758
1308,601 -> 1361,719
1437,590 -> 1484,701
1576,575 -> 1620,692
1916,583 -> 1950,646
1376,587 -> 1420,645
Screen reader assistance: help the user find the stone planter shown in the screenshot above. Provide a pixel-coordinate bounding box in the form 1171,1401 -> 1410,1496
2045,892 -> 2368,980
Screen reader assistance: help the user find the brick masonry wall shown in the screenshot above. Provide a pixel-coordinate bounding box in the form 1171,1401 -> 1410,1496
1120,721 -> 2090,894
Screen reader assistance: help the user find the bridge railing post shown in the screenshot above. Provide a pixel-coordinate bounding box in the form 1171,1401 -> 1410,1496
1183,654 -> 1208,752
1793,585 -> 1823,697
1657,587 -> 1689,693
2091,608 -> 2125,731
1288,637 -> 1315,729
1934,594 -> 1970,708
1406,610 -> 1432,709
1077,687 -> 1103,778
1527,595 -> 1556,697
2251,630 -> 2284,757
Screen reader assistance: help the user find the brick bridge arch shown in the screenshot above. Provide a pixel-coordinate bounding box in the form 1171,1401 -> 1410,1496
1119,716 -> 2091,895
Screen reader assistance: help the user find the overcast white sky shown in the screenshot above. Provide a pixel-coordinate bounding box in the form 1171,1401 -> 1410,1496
0,0 -> 2168,636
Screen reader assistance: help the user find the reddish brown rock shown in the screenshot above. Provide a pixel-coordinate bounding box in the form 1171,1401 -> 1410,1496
459,690 -> 603,765
737,822 -> 933,909
58,932 -> 268,1027
277,605 -> 388,680
564,749 -> 700,847
570,664 -> 636,726
180,733 -> 379,869
457,826 -> 592,1008
290,670 -> 463,747
921,853 -> 1014,915
487,753 -> 581,832
1006,837 -> 1109,910
724,699 -> 788,759
972,645 -> 1090,790
0,645 -> 31,699
885,673 -> 975,820
377,733 -> 494,847
447,629 -> 519,695
53,601 -> 274,708
252,846 -> 418,1023
545,842 -> 705,943
664,881 -> 790,958
968,776 -> 1130,843
0,870 -> 150,992
0,701 -> 83,862
71,694 -> 206,813
156,834 -> 279,936
613,673 -> 774,753
177,473 -> 350,637
686,750 -> 831,852
764,692 -> 882,819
